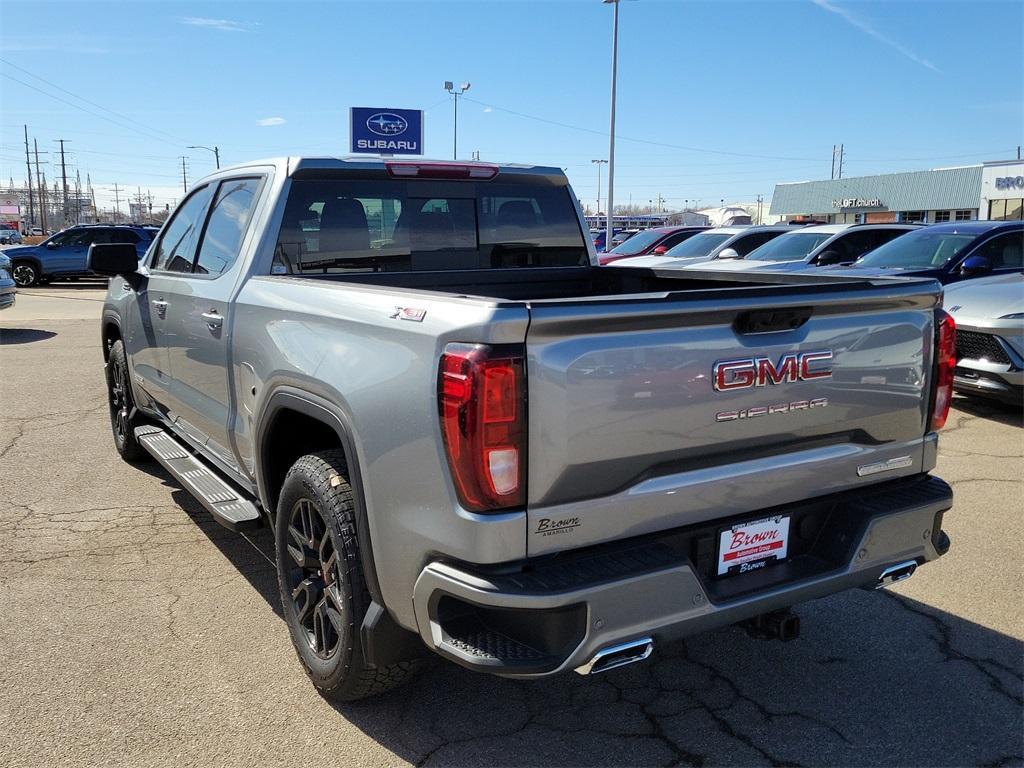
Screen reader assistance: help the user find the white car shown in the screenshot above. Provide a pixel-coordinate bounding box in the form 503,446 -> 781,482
609,225 -> 791,268
693,224 -> 925,273
944,272 -> 1024,405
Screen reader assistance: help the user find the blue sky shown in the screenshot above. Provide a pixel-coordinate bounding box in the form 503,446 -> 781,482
1,0 -> 1021,211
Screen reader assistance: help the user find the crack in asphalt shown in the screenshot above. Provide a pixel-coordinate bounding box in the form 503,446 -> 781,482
880,591 -> 1024,708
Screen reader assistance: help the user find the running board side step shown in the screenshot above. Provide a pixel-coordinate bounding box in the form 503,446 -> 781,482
134,425 -> 261,532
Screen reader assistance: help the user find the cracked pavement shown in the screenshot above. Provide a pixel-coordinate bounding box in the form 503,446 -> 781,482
1,286 -> 1022,768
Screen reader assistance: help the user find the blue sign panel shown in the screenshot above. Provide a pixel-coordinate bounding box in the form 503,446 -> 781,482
350,107 -> 423,155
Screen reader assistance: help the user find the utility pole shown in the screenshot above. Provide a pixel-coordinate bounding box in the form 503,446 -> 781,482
604,0 -> 620,247
111,184 -> 122,224
75,170 -> 82,224
756,194 -> 764,225
23,125 -> 34,228
591,159 -> 608,214
831,144 -> 837,180
33,138 -> 47,234
180,157 -> 189,194
56,139 -> 70,222
837,143 -> 845,179
88,174 -> 97,222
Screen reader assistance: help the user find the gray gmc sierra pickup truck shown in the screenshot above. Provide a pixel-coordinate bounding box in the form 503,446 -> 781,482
93,157 -> 955,700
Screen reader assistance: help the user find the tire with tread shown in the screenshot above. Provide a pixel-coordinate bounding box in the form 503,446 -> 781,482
275,450 -> 418,701
105,339 -> 147,462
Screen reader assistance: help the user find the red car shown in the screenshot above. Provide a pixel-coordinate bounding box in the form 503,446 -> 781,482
598,225 -> 708,265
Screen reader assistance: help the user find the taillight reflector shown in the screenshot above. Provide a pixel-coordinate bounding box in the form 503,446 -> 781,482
930,309 -> 956,430
439,344 -> 526,511
386,161 -> 499,180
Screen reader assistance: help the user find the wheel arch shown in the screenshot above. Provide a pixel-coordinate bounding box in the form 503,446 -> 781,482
255,387 -> 384,607
101,312 -> 122,363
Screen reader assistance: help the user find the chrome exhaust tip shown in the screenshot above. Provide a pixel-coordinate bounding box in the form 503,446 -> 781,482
574,637 -> 654,675
874,560 -> 918,589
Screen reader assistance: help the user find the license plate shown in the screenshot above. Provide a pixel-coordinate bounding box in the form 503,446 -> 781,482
717,515 -> 790,576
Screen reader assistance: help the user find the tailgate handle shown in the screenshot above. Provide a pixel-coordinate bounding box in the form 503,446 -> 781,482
734,308 -> 813,334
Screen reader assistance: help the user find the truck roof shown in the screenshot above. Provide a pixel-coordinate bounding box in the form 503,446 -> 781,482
202,156 -> 567,182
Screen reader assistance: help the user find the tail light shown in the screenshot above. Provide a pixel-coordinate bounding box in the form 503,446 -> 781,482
930,309 -> 956,430
439,344 -> 526,511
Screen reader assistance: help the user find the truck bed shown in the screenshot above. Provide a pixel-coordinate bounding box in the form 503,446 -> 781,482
309,264 -> 904,303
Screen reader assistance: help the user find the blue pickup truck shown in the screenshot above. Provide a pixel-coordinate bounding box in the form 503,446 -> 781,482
4,224 -> 157,287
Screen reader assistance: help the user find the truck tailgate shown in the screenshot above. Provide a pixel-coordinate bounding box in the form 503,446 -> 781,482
525,279 -> 939,555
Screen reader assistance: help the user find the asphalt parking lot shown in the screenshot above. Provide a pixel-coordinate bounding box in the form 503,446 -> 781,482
1,285 -> 1021,768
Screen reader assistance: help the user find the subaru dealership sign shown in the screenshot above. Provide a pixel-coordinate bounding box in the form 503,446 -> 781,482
350,107 -> 423,155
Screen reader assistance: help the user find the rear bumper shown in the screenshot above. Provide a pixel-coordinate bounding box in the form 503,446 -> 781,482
412,475 -> 952,677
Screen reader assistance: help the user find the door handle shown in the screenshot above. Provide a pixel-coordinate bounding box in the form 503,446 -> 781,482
201,310 -> 224,331
152,299 -> 168,317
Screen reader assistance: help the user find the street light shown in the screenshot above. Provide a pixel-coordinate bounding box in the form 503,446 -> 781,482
443,81 -> 471,160
591,159 -> 607,215
603,0 -> 620,244
187,145 -> 220,169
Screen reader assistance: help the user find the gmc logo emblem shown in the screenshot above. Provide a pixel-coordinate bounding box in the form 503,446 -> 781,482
713,351 -> 834,391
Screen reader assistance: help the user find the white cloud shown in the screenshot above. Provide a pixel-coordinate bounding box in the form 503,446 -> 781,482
180,17 -> 259,33
483,107 -> 493,113
810,0 -> 941,73
256,117 -> 286,127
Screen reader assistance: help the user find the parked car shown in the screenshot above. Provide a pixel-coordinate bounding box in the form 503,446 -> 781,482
699,224 -> 924,273
608,229 -> 638,248
0,253 -> 15,309
599,225 -> 709,265
609,225 -> 792,268
943,273 -> 1024,405
838,221 -> 1024,285
93,157 -> 953,701
3,224 -> 156,287
0,226 -> 23,245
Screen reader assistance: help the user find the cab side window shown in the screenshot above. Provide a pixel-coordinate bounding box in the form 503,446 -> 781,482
152,185 -> 214,273
193,178 -> 261,277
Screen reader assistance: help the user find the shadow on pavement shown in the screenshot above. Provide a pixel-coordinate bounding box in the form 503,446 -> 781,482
953,394 -> 1023,428
141,451 -> 1024,766
0,328 -> 58,344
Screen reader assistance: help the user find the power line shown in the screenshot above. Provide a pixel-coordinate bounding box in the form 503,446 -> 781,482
463,96 -> 821,162
0,57 -> 190,146
0,72 -> 185,149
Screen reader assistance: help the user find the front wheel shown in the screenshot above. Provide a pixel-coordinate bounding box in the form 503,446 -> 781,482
275,451 -> 418,701
105,339 -> 146,462
11,261 -> 39,287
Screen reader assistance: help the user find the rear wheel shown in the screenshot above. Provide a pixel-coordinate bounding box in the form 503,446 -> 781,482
105,339 -> 146,462
11,261 -> 38,287
275,451 -> 418,700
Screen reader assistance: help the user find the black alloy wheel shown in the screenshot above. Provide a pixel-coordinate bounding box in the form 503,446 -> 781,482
284,497 -> 344,659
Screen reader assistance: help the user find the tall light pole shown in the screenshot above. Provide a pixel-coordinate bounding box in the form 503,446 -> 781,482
443,81 -> 471,160
603,0 -> 620,242
591,159 -> 607,214
187,145 -> 220,169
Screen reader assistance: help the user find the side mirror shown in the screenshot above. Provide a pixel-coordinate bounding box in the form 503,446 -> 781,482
816,249 -> 843,266
652,245 -> 669,255
46,241 -> 58,249
960,255 -> 992,278
88,242 -> 139,277
717,247 -> 741,260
